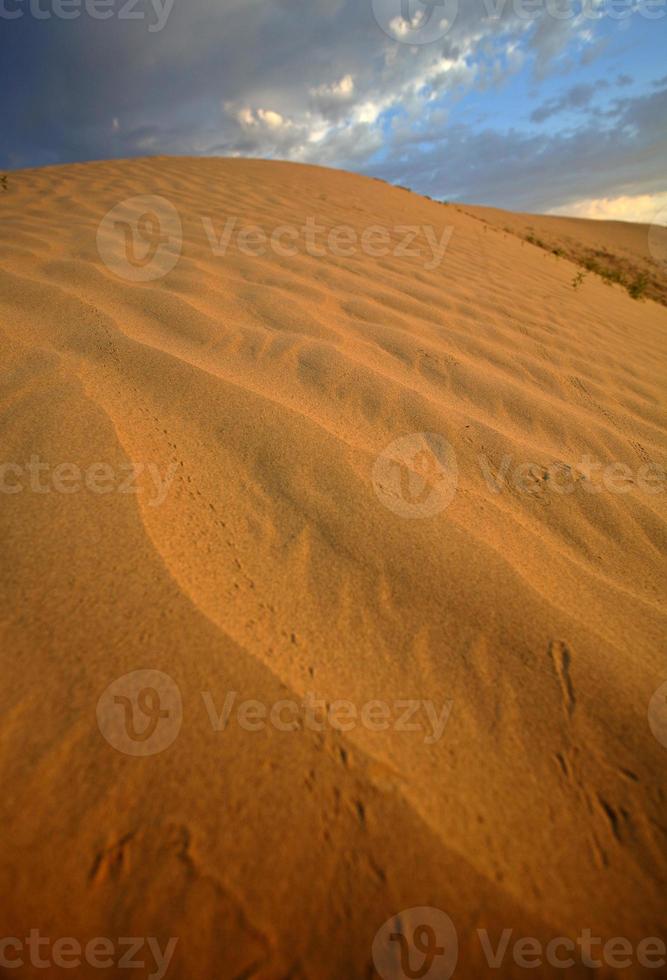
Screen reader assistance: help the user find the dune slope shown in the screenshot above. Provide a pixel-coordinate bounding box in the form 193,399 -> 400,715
0,158 -> 665,979
463,203 -> 667,306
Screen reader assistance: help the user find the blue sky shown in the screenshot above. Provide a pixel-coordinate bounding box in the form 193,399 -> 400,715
1,0 -> 666,219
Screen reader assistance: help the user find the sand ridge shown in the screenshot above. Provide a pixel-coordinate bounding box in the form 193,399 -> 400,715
0,157 -> 665,979
463,203 -> 667,306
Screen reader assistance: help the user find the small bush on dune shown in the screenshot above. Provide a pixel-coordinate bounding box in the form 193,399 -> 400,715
627,273 -> 649,300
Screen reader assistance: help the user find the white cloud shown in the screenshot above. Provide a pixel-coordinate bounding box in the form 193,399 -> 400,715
310,74 -> 355,100
548,192 -> 667,225
235,107 -> 290,130
352,101 -> 383,125
237,107 -> 256,128
257,109 -> 288,129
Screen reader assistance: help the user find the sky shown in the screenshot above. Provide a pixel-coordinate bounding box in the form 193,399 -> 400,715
1,0 -> 666,219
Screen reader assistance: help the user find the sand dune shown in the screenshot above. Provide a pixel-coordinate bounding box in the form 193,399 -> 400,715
463,203 -> 667,306
0,157 -> 665,979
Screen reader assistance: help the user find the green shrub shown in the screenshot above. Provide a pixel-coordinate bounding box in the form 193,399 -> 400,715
627,274 -> 649,300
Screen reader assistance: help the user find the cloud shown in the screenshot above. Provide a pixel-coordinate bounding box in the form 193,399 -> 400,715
530,79 -> 609,122
368,82 -> 667,214
310,74 -> 355,101
1,0 -> 663,221
0,0 -> 595,164
309,74 -> 356,119
255,110 -> 289,130
548,191 -> 667,223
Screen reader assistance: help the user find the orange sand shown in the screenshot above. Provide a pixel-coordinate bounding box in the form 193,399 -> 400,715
0,158 -> 665,979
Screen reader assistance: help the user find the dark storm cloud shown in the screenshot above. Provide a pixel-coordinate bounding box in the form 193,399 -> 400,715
0,0 -> 663,215
0,0 -> 591,166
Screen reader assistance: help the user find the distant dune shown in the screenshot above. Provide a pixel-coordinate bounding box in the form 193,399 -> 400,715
0,158 -> 665,979
463,203 -> 667,306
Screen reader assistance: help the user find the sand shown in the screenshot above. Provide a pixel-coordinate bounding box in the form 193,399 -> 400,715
463,204 -> 667,306
0,157 -> 665,979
